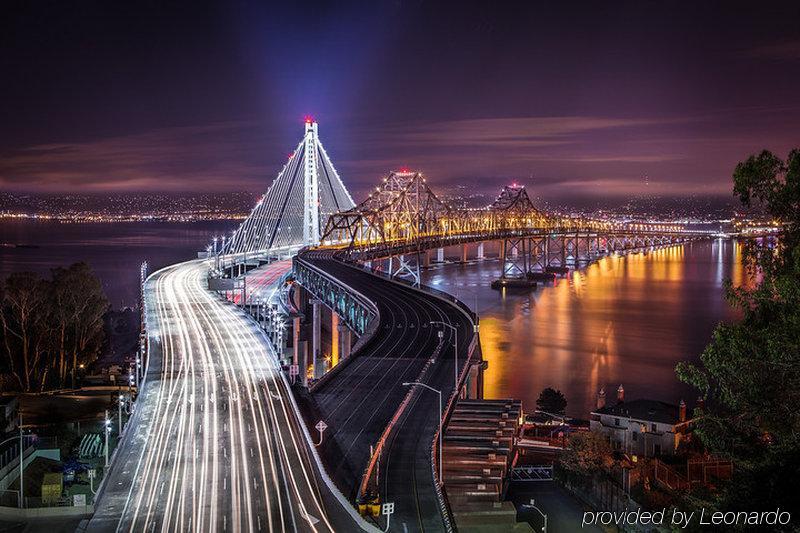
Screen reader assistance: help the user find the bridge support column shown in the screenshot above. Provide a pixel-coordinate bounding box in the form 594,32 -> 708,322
437,247 -> 445,263
576,234 -> 590,263
530,237 -> 546,272
423,250 -> 431,268
293,316 -> 309,387
477,242 -> 485,260
460,244 -> 468,263
338,321 -> 352,361
331,313 -> 340,368
312,300 -> 323,379
547,236 -> 566,268
500,238 -> 529,279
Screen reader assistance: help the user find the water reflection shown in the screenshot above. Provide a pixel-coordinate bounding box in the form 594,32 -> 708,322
422,241 -> 748,418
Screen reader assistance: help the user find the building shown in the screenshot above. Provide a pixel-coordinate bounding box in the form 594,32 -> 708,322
0,396 -> 19,434
589,385 -> 692,457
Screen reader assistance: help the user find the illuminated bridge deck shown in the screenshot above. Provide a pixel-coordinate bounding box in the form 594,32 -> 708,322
88,259 -> 363,533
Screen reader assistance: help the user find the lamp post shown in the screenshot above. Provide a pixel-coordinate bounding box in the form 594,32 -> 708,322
430,321 -> 458,392
118,395 -> 124,435
104,410 -> 111,467
402,382 -> 443,485
528,499 -> 548,532
213,236 -> 219,271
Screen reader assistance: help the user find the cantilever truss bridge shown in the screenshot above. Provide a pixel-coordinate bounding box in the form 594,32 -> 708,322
321,170 -> 705,286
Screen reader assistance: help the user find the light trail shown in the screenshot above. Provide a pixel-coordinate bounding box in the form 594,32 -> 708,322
106,259 -> 340,533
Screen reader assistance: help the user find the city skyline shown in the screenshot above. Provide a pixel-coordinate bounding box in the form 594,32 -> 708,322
2,1 -> 799,202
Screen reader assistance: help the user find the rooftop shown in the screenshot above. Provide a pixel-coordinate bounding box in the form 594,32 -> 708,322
592,399 -> 684,426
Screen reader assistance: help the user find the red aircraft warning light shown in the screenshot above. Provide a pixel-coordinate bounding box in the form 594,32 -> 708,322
304,115 -> 314,124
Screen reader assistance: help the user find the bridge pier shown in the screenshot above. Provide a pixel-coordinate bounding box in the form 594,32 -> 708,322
547,235 -> 566,268
492,237 -> 536,290
312,300 -> 323,379
331,313 -> 340,367
477,242 -> 484,260
437,247 -> 445,263
460,244 -> 468,263
338,321 -> 352,361
293,317 -> 309,387
529,237 -> 546,272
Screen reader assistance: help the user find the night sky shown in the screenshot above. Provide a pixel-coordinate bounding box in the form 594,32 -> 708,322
1,1 -> 799,203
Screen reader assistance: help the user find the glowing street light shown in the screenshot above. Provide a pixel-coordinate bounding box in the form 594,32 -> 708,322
403,382 -> 443,485
430,321 -> 458,391
104,410 -> 111,467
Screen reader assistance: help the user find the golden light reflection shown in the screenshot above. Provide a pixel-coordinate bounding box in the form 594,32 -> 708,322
428,240 -> 753,418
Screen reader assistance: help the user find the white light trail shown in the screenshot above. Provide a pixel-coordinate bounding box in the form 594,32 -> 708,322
116,260 -> 336,533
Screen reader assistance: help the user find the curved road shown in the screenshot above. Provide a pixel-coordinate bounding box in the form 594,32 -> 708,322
88,259 -> 363,533
298,252 -> 474,532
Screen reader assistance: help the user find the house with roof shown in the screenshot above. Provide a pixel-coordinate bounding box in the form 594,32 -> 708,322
589,385 -> 693,457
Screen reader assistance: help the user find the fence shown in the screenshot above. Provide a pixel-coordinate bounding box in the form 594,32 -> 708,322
654,457 -> 733,490
653,460 -> 689,490
558,469 -> 648,533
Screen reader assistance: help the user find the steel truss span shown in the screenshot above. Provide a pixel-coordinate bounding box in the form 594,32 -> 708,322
225,121 -> 355,256
322,170 -> 700,259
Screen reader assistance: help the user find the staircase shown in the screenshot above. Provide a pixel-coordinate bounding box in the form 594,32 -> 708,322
443,399 -> 533,532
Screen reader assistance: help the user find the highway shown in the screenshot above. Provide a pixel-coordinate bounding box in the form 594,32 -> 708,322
88,259 -> 363,533
298,252 -> 474,532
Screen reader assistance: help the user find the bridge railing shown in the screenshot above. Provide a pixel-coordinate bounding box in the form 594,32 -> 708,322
339,255 -> 478,323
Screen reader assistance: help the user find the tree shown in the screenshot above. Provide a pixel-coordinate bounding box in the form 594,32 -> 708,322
559,431 -> 615,478
0,272 -> 48,391
56,263 -> 107,387
676,149 -> 800,519
0,263 -> 108,392
536,387 -> 567,415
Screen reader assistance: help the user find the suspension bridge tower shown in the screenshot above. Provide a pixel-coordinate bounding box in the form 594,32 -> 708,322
224,118 -> 355,256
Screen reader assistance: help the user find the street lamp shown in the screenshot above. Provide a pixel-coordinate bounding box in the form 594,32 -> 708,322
430,321 -> 458,392
118,395 -> 124,435
104,410 -> 111,467
403,382 -> 443,485
528,499 -> 548,532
